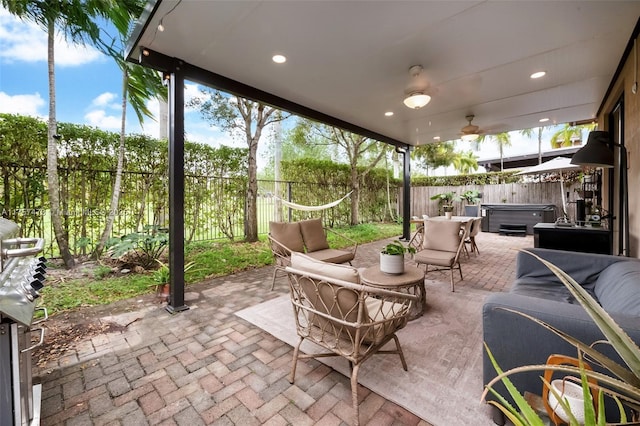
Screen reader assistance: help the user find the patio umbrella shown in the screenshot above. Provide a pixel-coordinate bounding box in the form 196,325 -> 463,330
515,157 -> 581,220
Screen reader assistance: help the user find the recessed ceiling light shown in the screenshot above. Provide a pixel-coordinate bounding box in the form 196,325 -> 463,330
539,117 -> 549,123
433,136 -> 440,141
385,111 -> 394,117
272,54 -> 286,64
530,71 -> 546,79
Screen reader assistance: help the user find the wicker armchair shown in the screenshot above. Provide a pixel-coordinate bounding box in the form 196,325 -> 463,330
268,219 -> 358,289
285,252 -> 417,426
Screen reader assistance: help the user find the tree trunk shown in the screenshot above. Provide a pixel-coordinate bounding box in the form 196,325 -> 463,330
46,20 -> 74,268
537,127 -> 543,165
94,69 -> 128,258
245,136 -> 259,242
350,166 -> 360,225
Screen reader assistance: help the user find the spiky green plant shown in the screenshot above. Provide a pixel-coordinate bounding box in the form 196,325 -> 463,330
482,249 -> 640,425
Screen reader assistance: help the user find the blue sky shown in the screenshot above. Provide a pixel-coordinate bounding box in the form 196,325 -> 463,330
0,7 -> 576,174
0,8 -> 242,148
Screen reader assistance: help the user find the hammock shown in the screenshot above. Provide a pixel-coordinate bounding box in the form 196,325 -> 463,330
273,191 -> 353,211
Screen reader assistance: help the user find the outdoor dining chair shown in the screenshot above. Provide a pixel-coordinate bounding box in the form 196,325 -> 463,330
410,218 -> 466,291
465,217 -> 483,255
460,218 -> 474,259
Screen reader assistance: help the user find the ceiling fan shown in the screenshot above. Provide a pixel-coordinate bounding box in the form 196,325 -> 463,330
460,114 -> 483,141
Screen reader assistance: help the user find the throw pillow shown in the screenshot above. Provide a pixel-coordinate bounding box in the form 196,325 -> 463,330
290,252 -> 359,283
299,218 -> 330,252
269,221 -> 304,255
594,260 -> 640,316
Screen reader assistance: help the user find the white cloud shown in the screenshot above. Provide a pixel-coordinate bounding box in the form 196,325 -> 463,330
91,92 -> 118,108
138,116 -> 160,139
84,110 -> 120,130
0,9 -> 103,67
0,91 -> 45,116
187,128 -> 238,148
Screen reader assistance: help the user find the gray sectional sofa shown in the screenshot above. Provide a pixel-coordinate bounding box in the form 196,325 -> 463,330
482,248 -> 640,424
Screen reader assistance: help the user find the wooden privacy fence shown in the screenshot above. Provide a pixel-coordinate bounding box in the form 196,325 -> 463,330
405,181 -> 580,219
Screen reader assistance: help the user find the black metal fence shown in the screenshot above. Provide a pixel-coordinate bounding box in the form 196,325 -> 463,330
0,165 -> 376,257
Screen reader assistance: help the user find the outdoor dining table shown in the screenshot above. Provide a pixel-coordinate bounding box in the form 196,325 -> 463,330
429,215 -> 476,223
413,216 -> 475,232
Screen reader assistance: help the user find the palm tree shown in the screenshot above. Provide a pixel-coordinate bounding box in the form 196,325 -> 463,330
479,132 -> 511,172
452,151 -> 479,174
92,1 -> 167,257
2,0 -> 103,268
520,126 -> 548,165
550,123 -> 595,149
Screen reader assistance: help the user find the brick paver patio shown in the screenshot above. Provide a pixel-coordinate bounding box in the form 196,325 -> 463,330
35,231 -> 534,425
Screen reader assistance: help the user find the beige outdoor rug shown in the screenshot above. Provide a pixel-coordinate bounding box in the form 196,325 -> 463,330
236,282 -> 495,425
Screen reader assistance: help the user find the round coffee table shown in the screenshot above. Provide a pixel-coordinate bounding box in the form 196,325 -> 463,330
360,264 -> 426,320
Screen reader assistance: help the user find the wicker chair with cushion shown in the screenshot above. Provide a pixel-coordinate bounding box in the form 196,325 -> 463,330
268,218 -> 358,289
410,218 -> 466,292
285,252 -> 417,426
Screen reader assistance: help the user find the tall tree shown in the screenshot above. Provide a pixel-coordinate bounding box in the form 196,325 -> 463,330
92,1 -> 167,257
294,121 -> 389,225
261,118 -> 334,178
519,127 -> 548,165
451,151 -> 479,174
480,132 -> 512,172
2,0 -> 104,268
188,90 -> 288,241
550,123 -> 596,149
411,142 -> 458,175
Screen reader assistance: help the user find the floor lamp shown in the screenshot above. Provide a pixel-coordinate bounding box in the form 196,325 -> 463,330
571,130 -> 629,257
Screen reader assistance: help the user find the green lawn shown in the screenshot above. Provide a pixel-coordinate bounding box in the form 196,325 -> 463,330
39,222 -> 402,316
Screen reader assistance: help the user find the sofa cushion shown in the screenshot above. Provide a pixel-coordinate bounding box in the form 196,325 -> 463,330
305,248 -> 355,264
269,221 -> 305,255
299,218 -> 330,252
413,248 -> 457,267
511,278 -> 597,304
594,260 -> 640,316
290,251 -> 359,283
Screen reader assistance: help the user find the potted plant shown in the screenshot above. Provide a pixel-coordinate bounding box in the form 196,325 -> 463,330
461,189 -> 481,217
152,260 -> 197,302
430,191 -> 461,219
380,240 -> 416,275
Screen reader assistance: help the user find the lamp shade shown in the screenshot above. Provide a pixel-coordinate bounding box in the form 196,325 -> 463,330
461,133 -> 479,142
403,93 -> 431,109
570,130 -> 614,168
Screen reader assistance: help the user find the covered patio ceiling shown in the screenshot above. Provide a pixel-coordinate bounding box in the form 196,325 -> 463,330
127,1 -> 640,147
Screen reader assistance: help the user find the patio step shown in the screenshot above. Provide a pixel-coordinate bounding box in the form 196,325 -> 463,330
499,223 -> 527,236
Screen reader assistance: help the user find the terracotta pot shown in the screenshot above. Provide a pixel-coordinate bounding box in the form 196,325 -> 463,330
157,283 -> 170,303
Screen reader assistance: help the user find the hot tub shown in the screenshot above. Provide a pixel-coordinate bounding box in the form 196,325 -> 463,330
480,203 -> 557,235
